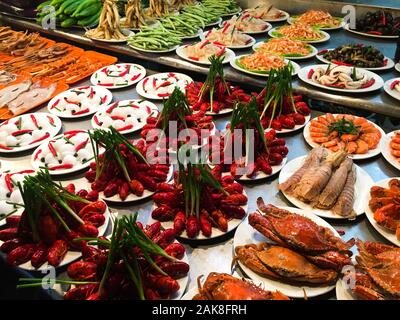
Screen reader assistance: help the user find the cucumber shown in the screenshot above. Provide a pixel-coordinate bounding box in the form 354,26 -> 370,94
77,10 -> 100,27
64,0 -> 81,15
57,13 -> 68,20
59,0 -> 78,13
50,0 -> 65,6
76,2 -> 101,18
36,0 -> 52,10
60,17 -> 77,28
72,0 -> 98,17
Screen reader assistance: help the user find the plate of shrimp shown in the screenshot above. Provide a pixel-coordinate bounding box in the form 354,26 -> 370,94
303,114 -> 384,160
381,131 -> 400,171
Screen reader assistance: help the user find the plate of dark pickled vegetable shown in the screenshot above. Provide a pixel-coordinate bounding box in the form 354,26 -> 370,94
316,45 -> 395,71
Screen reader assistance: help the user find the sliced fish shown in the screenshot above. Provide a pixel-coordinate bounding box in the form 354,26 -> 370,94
0,79 -> 31,107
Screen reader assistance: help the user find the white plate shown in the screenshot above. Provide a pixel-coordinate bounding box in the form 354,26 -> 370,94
268,27 -> 331,43
0,113 -> 62,154
0,169 -> 35,227
316,50 -> 395,71
271,114 -> 311,134
148,189 -> 248,241
136,72 -> 193,100
80,165 -> 173,204
128,43 -> 180,54
236,157 -> 287,182
256,10 -> 289,23
384,78 -> 400,102
205,108 -> 233,116
176,44 -> 235,65
381,130 -> 400,171
90,63 -> 146,89
396,63 -> 400,73
91,99 -> 158,135
180,29 -> 203,40
47,86 -> 113,119
278,155 -> 373,219
200,31 -> 256,50
343,23 -> 399,39
0,200 -> 111,271
230,55 -> 300,77
302,115 -> 385,160
364,178 -> 400,247
298,65 -> 384,93
253,41 -> 318,60
86,29 -> 134,43
31,131 -> 95,175
220,19 -> 272,35
206,17 -> 223,27
221,8 -> 243,18
287,16 -> 345,30
233,206 -> 338,298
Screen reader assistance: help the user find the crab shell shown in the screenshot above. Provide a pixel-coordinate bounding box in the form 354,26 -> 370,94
234,243 -> 338,285
193,272 -> 289,300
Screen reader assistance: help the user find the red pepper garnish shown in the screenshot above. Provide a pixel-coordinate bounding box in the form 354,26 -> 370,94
384,58 -> 388,66
89,87 -> 94,99
157,93 -> 171,98
48,142 -> 57,157
222,22 -> 230,33
0,144 -> 12,150
382,12 -> 386,26
98,83 -> 115,87
366,31 -> 383,35
390,80 -> 400,90
119,69 -> 129,77
152,77 -> 157,89
216,47 -> 226,57
49,163 -> 74,171
106,102 -> 119,114
361,78 -> 376,89
101,95 -> 108,104
156,81 -> 172,89
29,132 -> 50,145
188,56 -> 199,61
75,138 -> 89,152
78,86 -> 90,90
146,106 -> 151,114
30,114 -> 39,128
332,60 -> 352,67
34,149 -> 42,161
73,108 -> 90,116
93,115 -> 101,126
199,40 -> 210,49
64,97 -> 79,105
307,69 -> 314,79
213,41 -> 225,47
111,115 -> 125,121
14,170 -> 34,175
63,130 -> 84,137
116,124 -> 133,132
11,129 -> 33,137
143,77 -> 149,89
318,49 -> 329,54
130,73 -> 141,82
5,174 -> 12,193
47,116 -> 55,126
100,67 -> 108,74
168,73 -> 176,78
50,99 -> 60,109
245,39 -> 252,45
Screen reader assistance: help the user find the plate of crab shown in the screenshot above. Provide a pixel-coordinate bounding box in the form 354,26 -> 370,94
364,178 -> 400,247
303,113 -> 384,160
335,240 -> 400,300
233,199 -> 354,298
381,130 -> 400,171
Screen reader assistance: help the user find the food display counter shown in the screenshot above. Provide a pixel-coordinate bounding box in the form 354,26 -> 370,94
0,0 -> 399,302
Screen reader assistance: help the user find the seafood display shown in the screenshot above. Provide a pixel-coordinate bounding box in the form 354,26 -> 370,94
305,113 -> 382,156
210,98 -> 288,180
279,148 -> 358,218
202,28 -> 255,49
270,23 -> 329,42
150,162 -> 248,239
368,178 -> 400,241
390,131 -> 400,161
90,64 -> 146,89
290,10 -> 343,29
318,44 -> 388,69
254,38 -> 316,59
352,10 -> 400,37
177,40 -> 234,65
47,85 -> 112,118
0,113 -> 61,152
85,0 -> 128,41
84,128 -> 171,202
31,131 -> 95,174
0,28 -> 49,56
0,71 -> 18,86
348,240 -> 400,300
136,72 -> 193,100
222,14 -> 271,34
92,99 -> 158,134
303,65 -> 382,92
0,170 -> 108,269
245,5 -> 288,22
186,56 -> 250,114
193,273 -> 289,300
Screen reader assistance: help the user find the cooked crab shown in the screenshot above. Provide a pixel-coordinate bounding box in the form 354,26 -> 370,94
249,199 -> 354,270
348,240 -> 400,300
193,272 -> 289,300
234,243 -> 338,285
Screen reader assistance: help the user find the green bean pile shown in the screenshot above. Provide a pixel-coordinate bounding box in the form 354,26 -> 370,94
202,0 -> 241,15
181,4 -> 220,25
127,26 -> 182,51
159,13 -> 201,38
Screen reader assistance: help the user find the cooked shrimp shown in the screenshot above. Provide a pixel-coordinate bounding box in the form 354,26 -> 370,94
355,139 -> 369,154
360,133 -> 380,149
322,139 -> 338,148
340,134 -> 358,142
345,141 -> 358,154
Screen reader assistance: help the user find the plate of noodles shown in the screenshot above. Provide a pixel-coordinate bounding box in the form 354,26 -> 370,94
253,38 -> 318,60
269,24 -> 330,43
288,10 -> 345,30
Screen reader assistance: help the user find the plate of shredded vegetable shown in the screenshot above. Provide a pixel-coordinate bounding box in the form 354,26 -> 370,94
288,10 -> 345,30
253,38 -> 318,60
244,6 -> 289,22
200,29 -> 256,49
231,52 -> 300,77
176,41 -> 235,65
299,64 -> 384,93
221,14 -> 272,35
269,24 -> 330,43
